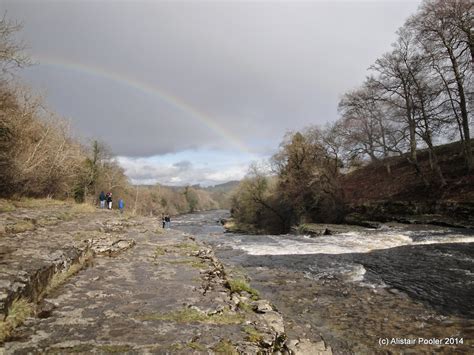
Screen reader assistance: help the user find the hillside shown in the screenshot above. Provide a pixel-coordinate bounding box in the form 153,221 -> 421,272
204,181 -> 240,193
341,140 -> 474,226
204,181 -> 240,209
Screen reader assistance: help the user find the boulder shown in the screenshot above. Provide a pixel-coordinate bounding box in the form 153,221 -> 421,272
261,310 -> 285,334
252,300 -> 274,313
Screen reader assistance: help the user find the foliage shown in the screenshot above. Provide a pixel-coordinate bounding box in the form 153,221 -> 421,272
138,307 -> 244,325
225,278 -> 260,299
231,164 -> 288,233
212,340 -> 238,354
0,298 -> 33,342
232,129 -> 344,232
243,325 -> 264,343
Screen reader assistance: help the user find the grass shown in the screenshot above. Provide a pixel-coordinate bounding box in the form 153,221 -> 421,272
167,258 -> 207,269
5,219 -> 35,234
98,344 -> 133,353
43,252 -> 92,296
0,298 -> 34,342
153,242 -> 201,259
213,340 -> 238,354
3,198 -> 94,214
138,307 -> 244,325
169,343 -> 185,351
243,325 -> 264,343
0,199 -> 16,213
237,301 -> 254,313
57,211 -> 74,221
154,246 -> 167,257
225,278 -> 260,300
36,216 -> 63,227
70,203 -> 96,214
48,344 -> 94,353
174,242 -> 201,253
12,198 -> 67,209
187,342 -> 206,351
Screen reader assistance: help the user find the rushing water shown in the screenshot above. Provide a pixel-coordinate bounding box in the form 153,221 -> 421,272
172,210 -> 474,354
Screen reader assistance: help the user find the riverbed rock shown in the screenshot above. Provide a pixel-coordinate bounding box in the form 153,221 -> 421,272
90,237 -> 136,256
261,310 -> 285,334
346,200 -> 474,229
37,300 -> 55,319
252,299 -> 274,313
295,223 -> 369,236
287,338 -> 332,355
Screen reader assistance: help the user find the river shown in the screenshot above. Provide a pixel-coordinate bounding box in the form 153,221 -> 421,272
172,210 -> 474,354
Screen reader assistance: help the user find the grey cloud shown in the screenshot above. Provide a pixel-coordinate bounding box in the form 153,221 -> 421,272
2,0 -> 421,157
173,160 -> 193,171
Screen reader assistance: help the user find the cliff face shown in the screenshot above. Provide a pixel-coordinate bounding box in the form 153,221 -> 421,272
341,140 -> 474,227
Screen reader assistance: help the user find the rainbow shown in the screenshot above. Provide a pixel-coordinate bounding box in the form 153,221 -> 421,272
31,54 -> 252,154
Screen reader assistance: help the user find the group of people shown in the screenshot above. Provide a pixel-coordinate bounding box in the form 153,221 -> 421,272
162,214 -> 171,229
99,191 -> 124,213
99,191 -> 172,223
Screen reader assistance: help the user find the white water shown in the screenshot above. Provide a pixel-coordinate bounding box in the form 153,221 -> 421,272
235,230 -> 474,256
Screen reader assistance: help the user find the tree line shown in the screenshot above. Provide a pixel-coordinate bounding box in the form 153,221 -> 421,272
231,0 -> 473,233
0,16 -> 221,215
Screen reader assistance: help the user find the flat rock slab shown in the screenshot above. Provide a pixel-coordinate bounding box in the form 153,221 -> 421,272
1,208 -> 286,353
0,206 -> 134,316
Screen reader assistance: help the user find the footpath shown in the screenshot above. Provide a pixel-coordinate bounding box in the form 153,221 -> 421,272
0,200 -> 331,354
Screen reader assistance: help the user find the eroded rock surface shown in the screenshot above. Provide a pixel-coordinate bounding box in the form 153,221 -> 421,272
0,205 -> 135,317
1,205 -> 314,354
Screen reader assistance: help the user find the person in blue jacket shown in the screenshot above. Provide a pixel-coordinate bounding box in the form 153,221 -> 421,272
118,198 -> 124,213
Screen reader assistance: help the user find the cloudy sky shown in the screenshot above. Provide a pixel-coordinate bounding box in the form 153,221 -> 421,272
2,0 -> 421,186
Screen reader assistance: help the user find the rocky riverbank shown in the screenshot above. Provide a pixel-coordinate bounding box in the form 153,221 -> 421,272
344,200 -> 474,229
0,200 -> 331,354
175,210 -> 473,354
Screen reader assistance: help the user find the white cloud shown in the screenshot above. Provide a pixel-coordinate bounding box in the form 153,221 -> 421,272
116,149 -> 256,186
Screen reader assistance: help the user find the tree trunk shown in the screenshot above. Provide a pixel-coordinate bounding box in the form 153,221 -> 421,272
446,46 -> 472,170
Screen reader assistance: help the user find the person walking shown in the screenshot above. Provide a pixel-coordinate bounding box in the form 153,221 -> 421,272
107,192 -> 113,210
161,214 -> 166,229
165,215 -> 171,229
118,198 -> 124,214
99,191 -> 106,209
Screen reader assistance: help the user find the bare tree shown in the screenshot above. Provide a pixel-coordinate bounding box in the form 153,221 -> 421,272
409,0 -> 473,170
370,36 -> 433,185
0,14 -> 30,79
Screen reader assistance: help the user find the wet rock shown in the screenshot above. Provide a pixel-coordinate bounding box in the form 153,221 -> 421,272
344,213 -> 382,229
218,218 -> 227,225
295,223 -> 368,237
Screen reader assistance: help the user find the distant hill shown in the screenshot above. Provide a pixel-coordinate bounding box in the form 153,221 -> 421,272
203,181 -> 240,193
202,181 -> 240,209
136,181 -> 240,210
